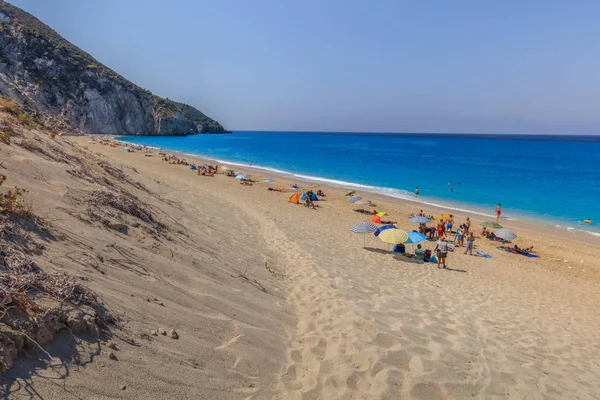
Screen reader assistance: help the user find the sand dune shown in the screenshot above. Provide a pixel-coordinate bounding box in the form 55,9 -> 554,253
0,131 -> 598,399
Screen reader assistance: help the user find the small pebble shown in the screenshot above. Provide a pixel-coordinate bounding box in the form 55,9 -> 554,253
168,329 -> 179,339
121,385 -> 126,390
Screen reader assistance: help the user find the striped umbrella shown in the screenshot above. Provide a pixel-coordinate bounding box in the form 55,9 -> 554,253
347,195 -> 363,203
351,222 -> 379,246
409,216 -> 430,223
495,228 -> 517,241
378,229 -> 409,245
374,225 -> 396,237
350,222 -> 379,234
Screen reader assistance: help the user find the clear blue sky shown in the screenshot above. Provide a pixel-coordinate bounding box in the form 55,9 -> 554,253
9,0 -> 600,134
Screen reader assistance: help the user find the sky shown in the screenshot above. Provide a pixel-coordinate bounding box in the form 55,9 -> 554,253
8,0 -> 600,134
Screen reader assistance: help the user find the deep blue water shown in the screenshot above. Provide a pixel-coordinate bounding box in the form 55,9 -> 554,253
119,132 -> 600,237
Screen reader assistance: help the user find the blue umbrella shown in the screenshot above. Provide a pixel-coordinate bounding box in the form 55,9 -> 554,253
374,225 -> 396,236
264,178 -> 275,183
235,171 -> 244,175
236,175 -> 246,180
347,195 -> 363,203
405,231 -> 427,244
409,216 -> 430,223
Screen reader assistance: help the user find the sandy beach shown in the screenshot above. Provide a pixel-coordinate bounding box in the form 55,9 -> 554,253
1,132 -> 599,399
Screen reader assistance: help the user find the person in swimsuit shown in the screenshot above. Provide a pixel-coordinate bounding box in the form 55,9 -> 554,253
496,204 -> 501,219
446,215 -> 454,233
415,187 -> 419,195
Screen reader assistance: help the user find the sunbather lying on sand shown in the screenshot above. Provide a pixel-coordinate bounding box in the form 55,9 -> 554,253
353,208 -> 376,215
498,245 -> 534,254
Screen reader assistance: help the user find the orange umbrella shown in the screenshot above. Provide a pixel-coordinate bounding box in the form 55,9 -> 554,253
372,215 -> 382,223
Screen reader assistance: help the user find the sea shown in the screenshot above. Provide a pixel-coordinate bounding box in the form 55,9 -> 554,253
118,132 -> 600,238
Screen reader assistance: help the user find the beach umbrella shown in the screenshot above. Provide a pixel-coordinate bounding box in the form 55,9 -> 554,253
236,175 -> 246,180
346,190 -> 357,196
372,215 -> 382,224
405,231 -> 427,244
409,216 -> 430,223
351,222 -> 379,246
355,201 -> 371,205
374,225 -> 396,236
376,212 -> 387,217
481,221 -> 502,228
495,228 -> 517,241
264,178 -> 275,183
351,222 -> 379,234
378,229 -> 409,245
235,171 -> 244,175
347,195 -> 363,203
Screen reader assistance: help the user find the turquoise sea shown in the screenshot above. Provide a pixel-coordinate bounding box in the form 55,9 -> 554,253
119,132 -> 600,237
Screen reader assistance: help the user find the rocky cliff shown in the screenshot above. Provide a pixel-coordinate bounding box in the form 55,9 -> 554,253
0,1 -> 229,135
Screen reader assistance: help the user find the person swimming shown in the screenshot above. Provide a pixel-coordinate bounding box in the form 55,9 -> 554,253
584,219 -> 592,224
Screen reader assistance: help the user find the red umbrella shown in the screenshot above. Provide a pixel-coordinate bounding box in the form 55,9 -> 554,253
372,215 -> 382,224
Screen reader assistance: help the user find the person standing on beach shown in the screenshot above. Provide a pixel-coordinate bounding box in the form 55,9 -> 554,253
446,215 -> 454,233
465,217 -> 471,231
465,232 -> 475,255
496,204 -> 502,219
434,236 -> 448,268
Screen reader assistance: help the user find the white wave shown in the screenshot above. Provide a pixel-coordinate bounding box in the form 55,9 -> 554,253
554,225 -> 600,237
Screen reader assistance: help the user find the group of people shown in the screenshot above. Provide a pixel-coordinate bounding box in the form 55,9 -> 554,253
163,154 -> 191,165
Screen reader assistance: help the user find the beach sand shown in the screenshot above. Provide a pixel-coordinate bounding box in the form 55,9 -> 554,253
1,132 -> 599,399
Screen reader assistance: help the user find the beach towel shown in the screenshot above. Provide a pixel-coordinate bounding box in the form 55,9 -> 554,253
522,253 -> 539,258
475,251 -> 492,258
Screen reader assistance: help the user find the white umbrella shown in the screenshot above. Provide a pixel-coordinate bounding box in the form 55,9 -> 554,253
495,228 -> 517,241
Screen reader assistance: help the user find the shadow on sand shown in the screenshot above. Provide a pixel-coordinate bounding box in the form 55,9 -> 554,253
0,330 -> 105,400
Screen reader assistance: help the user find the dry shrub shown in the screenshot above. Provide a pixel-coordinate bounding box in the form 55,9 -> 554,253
0,174 -> 28,215
91,187 -> 157,226
0,98 -> 20,116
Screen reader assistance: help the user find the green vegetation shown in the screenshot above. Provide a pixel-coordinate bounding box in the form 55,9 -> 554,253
0,129 -> 11,145
17,112 -> 36,128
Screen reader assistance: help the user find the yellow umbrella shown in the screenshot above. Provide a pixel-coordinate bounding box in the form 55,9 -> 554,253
378,229 -> 409,244
436,214 -> 451,221
376,212 -> 387,217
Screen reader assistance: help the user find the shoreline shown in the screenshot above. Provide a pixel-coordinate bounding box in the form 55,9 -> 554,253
113,135 -> 600,245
